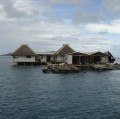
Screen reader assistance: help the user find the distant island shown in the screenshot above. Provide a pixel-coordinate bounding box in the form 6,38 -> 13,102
0,52 -> 12,56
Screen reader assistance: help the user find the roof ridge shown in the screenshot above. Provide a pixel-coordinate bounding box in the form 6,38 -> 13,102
55,45 -> 65,54
55,44 -> 75,55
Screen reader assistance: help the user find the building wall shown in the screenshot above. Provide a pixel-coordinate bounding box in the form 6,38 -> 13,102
67,55 -> 72,64
51,56 -> 55,61
13,56 -> 36,62
66,55 -> 109,64
40,55 -> 55,63
41,56 -> 47,62
101,56 -> 109,63
56,56 -> 65,62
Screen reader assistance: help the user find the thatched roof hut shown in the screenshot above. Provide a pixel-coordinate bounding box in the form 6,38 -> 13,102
12,44 -> 36,56
55,44 -> 75,56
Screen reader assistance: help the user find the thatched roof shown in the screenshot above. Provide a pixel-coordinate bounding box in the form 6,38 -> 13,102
12,45 -> 36,56
55,44 -> 75,56
36,51 -> 55,55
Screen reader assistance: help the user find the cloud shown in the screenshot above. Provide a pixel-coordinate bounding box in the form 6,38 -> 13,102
85,19 -> 120,34
0,0 -> 27,18
103,0 -> 120,15
50,0 -> 90,5
50,0 -> 103,23
49,0 -> 120,23
0,0 -> 53,20
74,9 -> 104,24
0,4 -> 6,20
0,0 -> 120,57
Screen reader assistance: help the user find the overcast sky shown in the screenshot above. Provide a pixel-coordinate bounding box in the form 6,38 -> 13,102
0,0 -> 120,57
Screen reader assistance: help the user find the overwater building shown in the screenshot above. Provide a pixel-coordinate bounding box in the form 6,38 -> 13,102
12,44 -> 39,65
12,44 -> 115,65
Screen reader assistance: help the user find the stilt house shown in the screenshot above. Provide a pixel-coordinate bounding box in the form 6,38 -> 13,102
12,45 -> 39,65
12,44 -> 115,65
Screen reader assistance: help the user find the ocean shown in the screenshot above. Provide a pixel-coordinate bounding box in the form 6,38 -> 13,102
0,56 -> 120,119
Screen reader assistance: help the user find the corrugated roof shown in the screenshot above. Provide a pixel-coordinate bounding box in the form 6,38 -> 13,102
84,52 -> 96,55
36,51 -> 55,55
104,51 -> 115,59
84,51 -> 106,56
67,52 -> 87,56
12,45 -> 36,56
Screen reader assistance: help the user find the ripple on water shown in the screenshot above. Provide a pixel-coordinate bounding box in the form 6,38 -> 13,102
0,56 -> 120,119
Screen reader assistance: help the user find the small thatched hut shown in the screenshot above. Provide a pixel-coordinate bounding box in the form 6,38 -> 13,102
12,44 -> 39,65
55,44 -> 75,63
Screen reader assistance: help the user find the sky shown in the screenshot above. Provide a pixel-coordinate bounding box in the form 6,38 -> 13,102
0,0 -> 120,57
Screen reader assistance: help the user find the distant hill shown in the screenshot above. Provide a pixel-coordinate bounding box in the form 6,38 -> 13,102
0,52 -> 12,56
